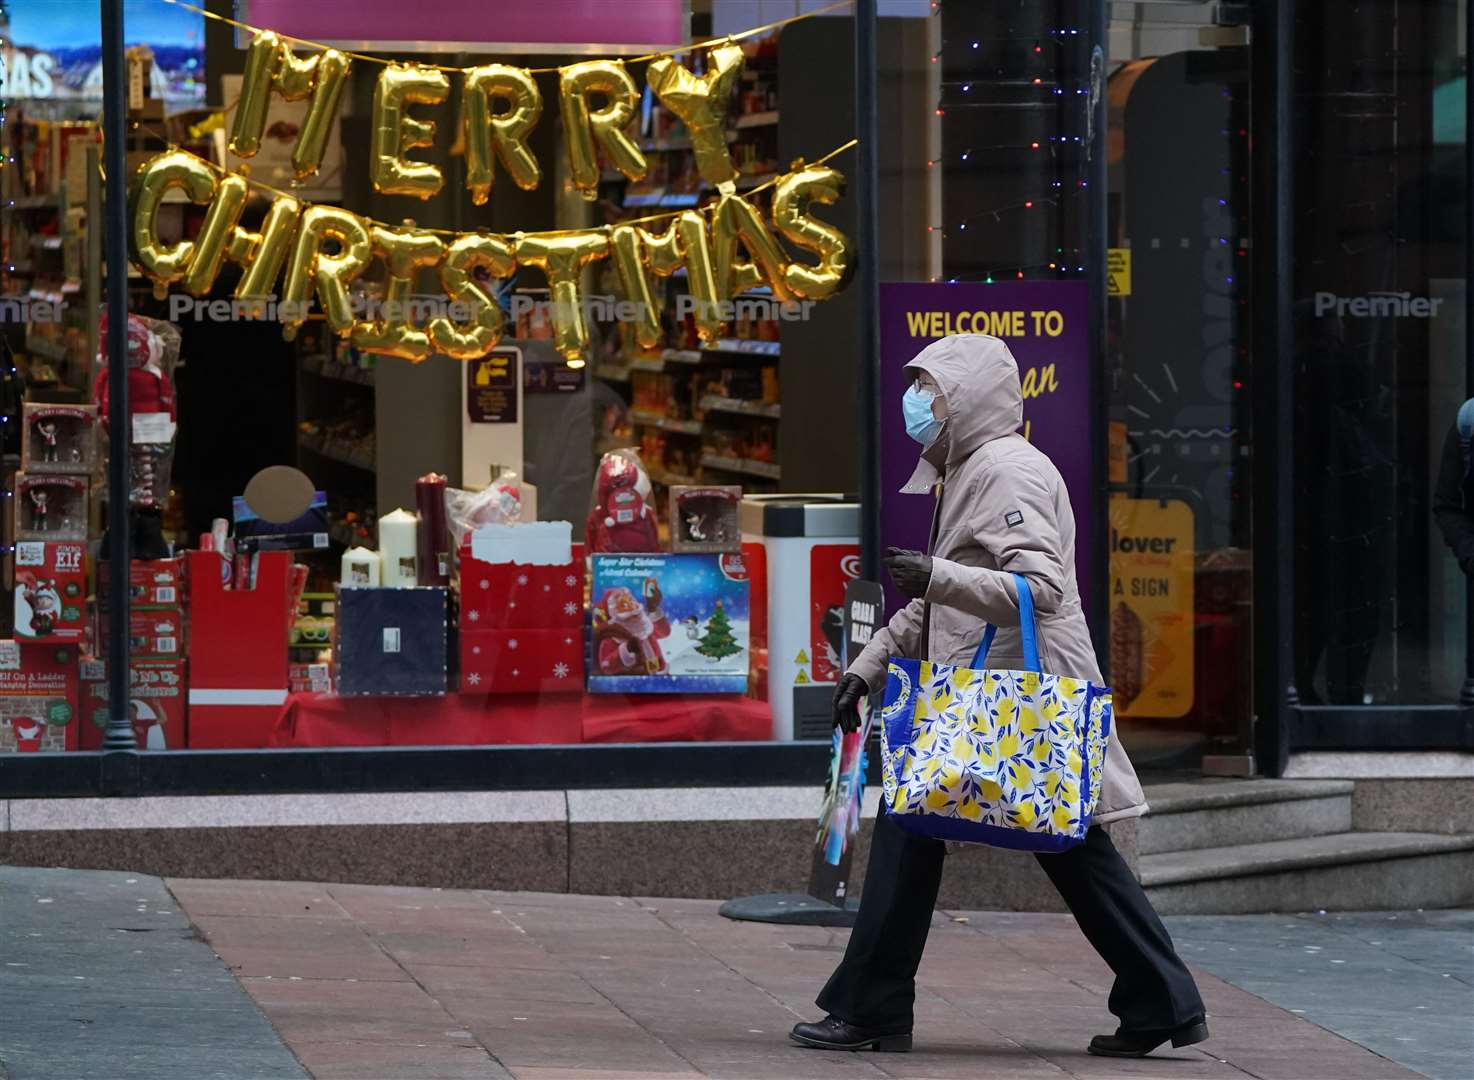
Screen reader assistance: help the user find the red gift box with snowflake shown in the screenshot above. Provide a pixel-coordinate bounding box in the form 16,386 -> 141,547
460,629 -> 584,694
458,524 -> 583,631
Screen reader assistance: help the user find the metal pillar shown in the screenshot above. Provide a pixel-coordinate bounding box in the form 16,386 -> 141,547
1085,0 -> 1109,662
100,0 -> 135,758
1251,0 -> 1295,776
856,0 -> 881,583
1463,0 -> 1474,709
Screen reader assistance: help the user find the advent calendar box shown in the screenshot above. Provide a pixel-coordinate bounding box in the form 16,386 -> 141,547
335,586 -> 447,696
460,628 -> 584,694
99,607 -> 185,661
588,553 -> 750,694
98,557 -> 184,610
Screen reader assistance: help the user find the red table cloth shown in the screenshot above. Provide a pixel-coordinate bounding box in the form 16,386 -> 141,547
271,691 -> 772,747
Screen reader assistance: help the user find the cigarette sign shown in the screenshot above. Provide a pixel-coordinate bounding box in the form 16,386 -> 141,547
1107,248 -> 1131,296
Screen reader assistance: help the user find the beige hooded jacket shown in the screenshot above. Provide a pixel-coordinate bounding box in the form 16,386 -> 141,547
848,333 -> 1147,824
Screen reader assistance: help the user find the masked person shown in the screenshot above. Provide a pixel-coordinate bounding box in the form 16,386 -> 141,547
791,334 -> 1207,1058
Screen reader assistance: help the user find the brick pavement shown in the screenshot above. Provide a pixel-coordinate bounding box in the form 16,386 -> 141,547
164,878 -> 1427,1080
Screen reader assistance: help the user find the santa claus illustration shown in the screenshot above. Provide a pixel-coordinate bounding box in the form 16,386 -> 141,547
129,699 -> 169,750
593,579 -> 671,675
10,715 -> 46,752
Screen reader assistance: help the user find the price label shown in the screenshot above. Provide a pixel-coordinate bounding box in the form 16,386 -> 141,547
132,413 -> 176,444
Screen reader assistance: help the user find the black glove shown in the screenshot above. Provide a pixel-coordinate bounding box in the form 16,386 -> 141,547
884,547 -> 933,599
832,673 -> 869,733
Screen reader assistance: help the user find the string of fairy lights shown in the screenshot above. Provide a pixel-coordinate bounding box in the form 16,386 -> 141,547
927,2 -> 1091,284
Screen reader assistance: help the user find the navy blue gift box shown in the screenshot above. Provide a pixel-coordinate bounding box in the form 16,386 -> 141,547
335,586 -> 448,696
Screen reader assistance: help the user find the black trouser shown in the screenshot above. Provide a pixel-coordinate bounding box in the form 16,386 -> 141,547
817,812 -> 1205,1033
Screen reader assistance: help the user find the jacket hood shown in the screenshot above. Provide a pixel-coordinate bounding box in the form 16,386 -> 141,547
901,334 -> 1023,493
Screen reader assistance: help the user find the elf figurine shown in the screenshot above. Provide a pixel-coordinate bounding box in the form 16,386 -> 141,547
28,488 -> 48,532
35,419 -> 58,463
93,312 -> 176,510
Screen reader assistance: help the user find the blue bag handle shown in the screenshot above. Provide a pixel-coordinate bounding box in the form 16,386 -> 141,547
969,573 -> 1041,672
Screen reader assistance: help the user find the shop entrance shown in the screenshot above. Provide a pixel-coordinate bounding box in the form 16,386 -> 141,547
1104,3 -> 1253,772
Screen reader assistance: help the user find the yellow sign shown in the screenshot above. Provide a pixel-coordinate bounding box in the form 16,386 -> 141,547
795,668 -> 811,685
1108,497 -> 1193,719
1107,248 -> 1131,296
794,649 -> 809,665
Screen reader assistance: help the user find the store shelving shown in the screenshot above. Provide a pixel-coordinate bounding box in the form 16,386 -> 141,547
629,410 -> 704,436
298,432 -> 376,473
700,395 -> 781,420
700,453 -> 781,481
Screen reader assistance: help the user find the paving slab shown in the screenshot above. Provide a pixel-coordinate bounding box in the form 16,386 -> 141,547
1165,910 -> 1474,1080
0,866 -> 305,1080
158,876 -> 1437,1080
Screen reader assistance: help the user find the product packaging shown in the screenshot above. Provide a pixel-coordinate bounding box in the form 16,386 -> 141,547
97,557 -> 185,610
589,552 -> 751,693
79,658 -> 187,751
0,641 -> 79,752
460,628 -> 584,694
585,449 -> 660,553
98,607 -> 185,660
14,473 -> 88,542
335,586 -> 448,696
13,540 -> 87,643
458,522 -> 581,631
669,485 -> 743,553
21,403 -> 98,473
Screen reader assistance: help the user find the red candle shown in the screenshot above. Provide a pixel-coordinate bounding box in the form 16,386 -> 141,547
416,472 -> 450,586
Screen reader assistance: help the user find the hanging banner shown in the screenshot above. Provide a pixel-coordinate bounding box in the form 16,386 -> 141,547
877,282 -> 1094,611
1107,497 -> 1195,719
238,0 -> 687,52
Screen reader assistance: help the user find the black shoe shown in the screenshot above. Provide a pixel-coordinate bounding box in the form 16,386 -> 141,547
790,1015 -> 912,1052
1088,1019 -> 1209,1058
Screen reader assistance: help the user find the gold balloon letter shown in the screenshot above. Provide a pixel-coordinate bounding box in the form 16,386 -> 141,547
235,194 -> 305,313
713,193 -> 793,301
372,64 -> 450,200
228,31 -> 350,179
128,150 -> 217,299
610,221 -> 682,350
428,233 -> 516,360
646,42 -> 744,186
281,206 -> 372,340
773,166 -> 853,300
559,60 -> 646,200
352,225 -> 447,362
182,173 -> 250,296
675,210 -> 725,345
461,65 -> 543,205
514,230 -> 610,363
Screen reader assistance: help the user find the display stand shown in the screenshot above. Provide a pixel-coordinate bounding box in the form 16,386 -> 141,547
720,578 -> 883,927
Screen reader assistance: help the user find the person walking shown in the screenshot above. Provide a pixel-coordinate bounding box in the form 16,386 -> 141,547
790,334 -> 1208,1058
1433,397 -> 1474,575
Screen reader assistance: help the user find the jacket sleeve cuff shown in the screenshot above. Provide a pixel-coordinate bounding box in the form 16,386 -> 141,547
846,638 -> 889,693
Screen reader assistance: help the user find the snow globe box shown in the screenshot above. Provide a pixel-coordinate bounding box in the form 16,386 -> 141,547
22,403 -> 98,474
589,553 -> 750,694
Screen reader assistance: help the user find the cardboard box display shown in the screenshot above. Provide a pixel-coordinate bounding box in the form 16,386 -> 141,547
335,586 -> 447,697
460,627 -> 584,694
98,557 -> 184,609
13,540 -> 87,643
14,473 -> 88,542
21,403 -> 98,473
0,641 -> 79,752
186,550 -> 291,749
669,485 -> 743,553
79,658 -> 186,751
458,523 -> 582,630
589,553 -> 750,694
288,662 -> 333,695
99,606 -> 185,660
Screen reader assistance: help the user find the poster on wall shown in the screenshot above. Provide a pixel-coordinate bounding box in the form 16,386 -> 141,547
467,350 -> 519,424
589,553 -> 750,694
2,1 -> 205,103
878,282 -> 1094,613
1108,496 -> 1195,718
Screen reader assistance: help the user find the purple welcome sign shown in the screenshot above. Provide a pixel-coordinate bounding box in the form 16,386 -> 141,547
878,281 -> 1094,617
241,0 -> 686,51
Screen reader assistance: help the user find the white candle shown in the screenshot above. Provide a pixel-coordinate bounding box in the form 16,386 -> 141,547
378,508 -> 419,588
341,547 -> 381,588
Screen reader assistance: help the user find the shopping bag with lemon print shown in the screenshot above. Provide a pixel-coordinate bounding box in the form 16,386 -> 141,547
878,574 -> 1111,852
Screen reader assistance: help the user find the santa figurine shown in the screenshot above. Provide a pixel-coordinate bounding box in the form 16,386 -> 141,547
585,451 -> 660,553
594,579 -> 671,675
35,419 -> 58,463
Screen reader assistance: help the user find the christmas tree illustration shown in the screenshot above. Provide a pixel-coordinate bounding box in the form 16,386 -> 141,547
695,600 -> 741,660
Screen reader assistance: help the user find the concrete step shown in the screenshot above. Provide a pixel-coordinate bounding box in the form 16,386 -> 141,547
1142,831 -> 1474,915
1139,779 -> 1355,855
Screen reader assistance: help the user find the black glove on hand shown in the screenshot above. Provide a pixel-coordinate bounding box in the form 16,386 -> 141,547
832,673 -> 869,733
884,547 -> 933,599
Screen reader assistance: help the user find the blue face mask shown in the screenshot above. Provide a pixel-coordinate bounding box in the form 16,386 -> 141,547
903,385 -> 943,445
